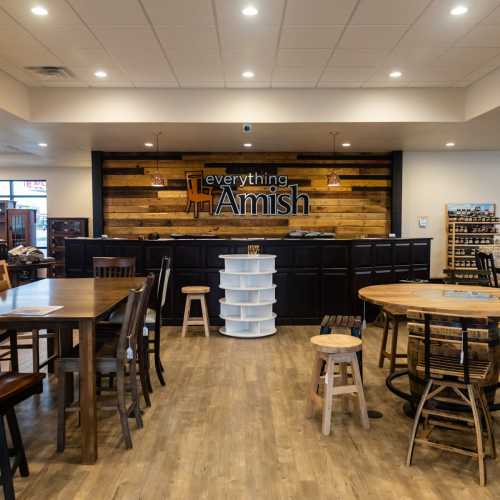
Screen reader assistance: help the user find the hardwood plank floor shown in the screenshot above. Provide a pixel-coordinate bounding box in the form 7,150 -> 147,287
9,324 -> 500,499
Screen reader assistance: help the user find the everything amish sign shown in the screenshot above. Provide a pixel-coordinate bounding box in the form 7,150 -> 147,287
204,172 -> 310,216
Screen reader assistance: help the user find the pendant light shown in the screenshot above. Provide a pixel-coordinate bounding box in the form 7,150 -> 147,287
327,131 -> 341,187
150,131 -> 164,187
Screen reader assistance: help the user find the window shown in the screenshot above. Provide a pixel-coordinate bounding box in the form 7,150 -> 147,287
2,180 -> 47,249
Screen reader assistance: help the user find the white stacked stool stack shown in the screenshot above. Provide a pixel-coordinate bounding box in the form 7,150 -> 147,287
219,254 -> 277,338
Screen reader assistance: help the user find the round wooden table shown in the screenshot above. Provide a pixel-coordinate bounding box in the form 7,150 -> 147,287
359,282 -> 500,317
359,283 -> 500,413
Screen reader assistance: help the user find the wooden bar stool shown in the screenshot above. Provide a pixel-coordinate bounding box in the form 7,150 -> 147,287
306,334 -> 369,436
378,306 -> 407,373
181,286 -> 210,337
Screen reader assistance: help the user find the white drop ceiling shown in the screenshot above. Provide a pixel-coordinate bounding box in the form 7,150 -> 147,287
1,0 -> 500,89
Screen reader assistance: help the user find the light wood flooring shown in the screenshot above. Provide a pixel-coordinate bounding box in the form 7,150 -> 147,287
9,324 -> 500,499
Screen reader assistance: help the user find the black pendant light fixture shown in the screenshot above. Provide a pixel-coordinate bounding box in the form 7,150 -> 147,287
327,131 -> 341,188
150,131 -> 164,187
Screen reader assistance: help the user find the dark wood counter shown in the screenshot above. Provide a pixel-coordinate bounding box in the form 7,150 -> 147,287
65,237 -> 431,325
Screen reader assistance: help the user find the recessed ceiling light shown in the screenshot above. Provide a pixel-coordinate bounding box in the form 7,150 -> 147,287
450,5 -> 468,16
31,6 -> 48,16
446,142 -> 456,147
389,70 -> 402,79
94,70 -> 107,78
342,142 -> 351,148
242,70 -> 255,78
242,5 -> 258,16
144,142 -> 154,148
243,143 -> 253,148
38,142 -> 47,148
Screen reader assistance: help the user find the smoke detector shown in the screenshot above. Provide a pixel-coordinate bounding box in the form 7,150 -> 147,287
24,66 -> 74,81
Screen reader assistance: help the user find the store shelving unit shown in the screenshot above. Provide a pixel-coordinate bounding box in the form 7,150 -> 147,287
219,254 -> 277,338
446,203 -> 498,271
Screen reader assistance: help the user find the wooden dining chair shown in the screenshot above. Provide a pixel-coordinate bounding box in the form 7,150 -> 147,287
93,257 -> 136,278
57,275 -> 154,451
0,260 -> 59,373
475,252 -> 499,288
145,256 -> 171,387
185,171 -> 213,218
406,310 -> 497,486
0,372 -> 44,500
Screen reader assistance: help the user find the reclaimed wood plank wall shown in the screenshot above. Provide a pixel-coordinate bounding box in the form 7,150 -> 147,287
102,152 -> 392,238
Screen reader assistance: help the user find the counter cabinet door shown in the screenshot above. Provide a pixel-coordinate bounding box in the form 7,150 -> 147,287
288,271 -> 320,318
322,272 -> 350,315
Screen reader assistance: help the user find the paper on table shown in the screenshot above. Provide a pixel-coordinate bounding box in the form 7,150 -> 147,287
1,306 -> 64,316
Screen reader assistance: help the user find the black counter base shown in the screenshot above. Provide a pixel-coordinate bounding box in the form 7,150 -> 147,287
65,237 -> 431,326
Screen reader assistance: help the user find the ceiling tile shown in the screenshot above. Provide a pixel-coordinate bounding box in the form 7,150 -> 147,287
108,45 -> 167,67
362,80 -> 409,87
67,0 -> 148,26
399,0 -> 500,48
122,64 -> 176,83
329,48 -> 388,67
219,25 -> 280,51
284,0 -> 357,26
272,66 -> 322,82
141,0 -> 215,25
350,0 -> 430,25
317,81 -> 362,88
457,25 -> 500,47
60,48 -> 116,69
433,47 -> 500,69
131,81 -> 179,88
71,64 -> 131,84
224,63 -> 273,81
174,62 -> 225,82
280,27 -> 343,49
215,0 -> 285,26
0,0 -> 82,27
167,49 -> 222,67
226,81 -> 271,88
92,27 -> 159,48
156,26 -> 219,50
385,47 -> 448,67
277,49 -> 331,67
271,81 -> 316,87
222,50 -> 275,67
320,66 -> 375,82
339,26 -> 407,49
482,5 -> 500,24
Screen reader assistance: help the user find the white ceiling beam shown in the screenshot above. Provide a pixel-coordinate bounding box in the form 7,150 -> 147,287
28,87 -> 465,124
465,67 -> 500,120
0,69 -> 30,121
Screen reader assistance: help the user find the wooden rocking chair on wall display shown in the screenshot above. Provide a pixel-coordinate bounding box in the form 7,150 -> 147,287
185,171 -> 213,218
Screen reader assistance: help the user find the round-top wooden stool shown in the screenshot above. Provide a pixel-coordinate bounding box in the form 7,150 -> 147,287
181,286 -> 210,337
306,334 -> 369,435
378,306 -> 407,374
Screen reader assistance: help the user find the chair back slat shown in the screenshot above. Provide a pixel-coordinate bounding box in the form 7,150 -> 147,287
0,260 -> 11,292
93,257 -> 136,278
475,251 -> 499,288
157,256 -> 171,308
117,274 -> 154,362
407,309 -> 498,384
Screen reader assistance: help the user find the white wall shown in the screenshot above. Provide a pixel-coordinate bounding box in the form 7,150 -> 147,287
402,151 -> 500,278
0,166 -> 92,234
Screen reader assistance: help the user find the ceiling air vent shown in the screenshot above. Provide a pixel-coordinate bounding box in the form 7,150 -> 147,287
24,66 -> 74,81
0,144 -> 33,156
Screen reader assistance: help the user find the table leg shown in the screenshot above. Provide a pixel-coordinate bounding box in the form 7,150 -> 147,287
78,319 -> 97,464
59,328 -> 74,405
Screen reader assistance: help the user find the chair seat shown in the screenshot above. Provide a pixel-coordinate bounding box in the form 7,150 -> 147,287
310,334 -> 362,354
182,285 -> 210,294
0,372 -> 45,407
384,305 -> 406,317
108,306 -> 156,325
416,355 -> 492,381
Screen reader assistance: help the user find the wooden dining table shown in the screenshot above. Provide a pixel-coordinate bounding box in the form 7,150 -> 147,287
359,282 -> 500,413
0,277 -> 144,464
